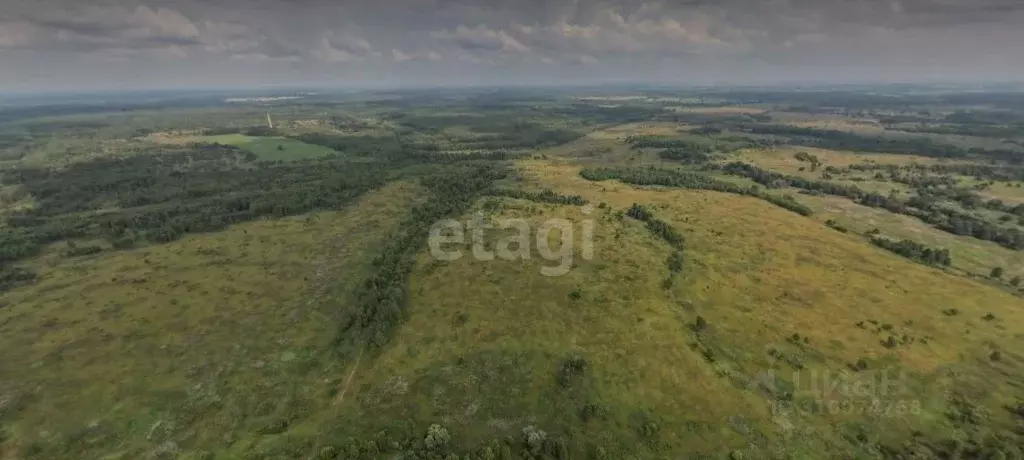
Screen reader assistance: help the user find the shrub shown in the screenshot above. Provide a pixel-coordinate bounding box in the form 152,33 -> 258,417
825,219 -> 849,233
991,267 -> 1004,279
638,421 -> 659,437
521,426 -> 547,455
557,355 -> 588,387
425,424 -> 451,450
579,403 -> 607,422
666,251 -> 684,273
0,265 -> 37,292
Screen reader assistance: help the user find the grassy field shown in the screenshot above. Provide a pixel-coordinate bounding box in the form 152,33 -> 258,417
960,177 -> 1024,204
732,146 -> 947,172
3,88 -> 1024,459
0,181 -> 423,459
799,193 -> 1024,279
317,159 -> 1024,458
156,133 -> 340,161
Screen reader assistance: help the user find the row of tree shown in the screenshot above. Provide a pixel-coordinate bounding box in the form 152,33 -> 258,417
625,203 -> 684,249
734,123 -> 1024,163
625,135 -> 713,151
486,188 -> 588,206
721,161 -> 1024,250
580,166 -> 813,216
832,162 -> 1024,182
336,163 -> 510,352
657,149 -> 712,164
869,236 -> 952,267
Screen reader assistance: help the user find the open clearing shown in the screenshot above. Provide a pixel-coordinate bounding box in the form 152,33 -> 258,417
152,133 -> 339,161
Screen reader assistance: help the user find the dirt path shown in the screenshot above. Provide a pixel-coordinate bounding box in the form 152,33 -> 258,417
333,348 -> 363,406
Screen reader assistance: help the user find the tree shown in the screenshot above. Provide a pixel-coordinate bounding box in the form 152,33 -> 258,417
991,267 -> 1004,279
1010,276 -> 1021,287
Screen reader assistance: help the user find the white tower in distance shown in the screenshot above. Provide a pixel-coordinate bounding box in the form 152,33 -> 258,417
266,112 -> 274,129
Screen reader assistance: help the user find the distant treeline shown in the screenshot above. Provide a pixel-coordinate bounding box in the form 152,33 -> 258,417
579,166 -> 813,216
657,149 -> 712,164
295,131 -> 561,158
293,133 -> 439,158
732,124 -> 1024,164
625,134 -> 774,153
829,162 -> 1024,183
880,109 -> 1024,139
625,135 -> 713,151
0,146 -> 392,265
721,161 -> 1024,250
386,114 -> 586,150
897,124 -> 1024,139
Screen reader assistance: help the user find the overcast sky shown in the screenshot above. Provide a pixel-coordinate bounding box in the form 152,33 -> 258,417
1,0 -> 1022,91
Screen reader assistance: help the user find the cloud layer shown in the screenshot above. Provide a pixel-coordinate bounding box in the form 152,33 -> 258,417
1,0 -> 1022,90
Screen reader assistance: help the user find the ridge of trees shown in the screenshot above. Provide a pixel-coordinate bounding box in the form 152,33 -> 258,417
733,123 -> 1024,163
579,166 -> 813,216
485,188 -> 588,206
625,203 -> 686,286
336,163 -> 509,352
721,161 -> 1024,250
625,203 -> 684,250
657,149 -> 712,164
625,135 -> 713,151
826,162 -> 1024,183
869,236 -> 952,267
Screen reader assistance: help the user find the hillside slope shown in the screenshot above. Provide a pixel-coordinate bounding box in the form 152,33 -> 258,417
325,161 -> 1024,458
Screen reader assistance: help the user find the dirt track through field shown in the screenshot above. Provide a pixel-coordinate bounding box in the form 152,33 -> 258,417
334,348 -> 363,405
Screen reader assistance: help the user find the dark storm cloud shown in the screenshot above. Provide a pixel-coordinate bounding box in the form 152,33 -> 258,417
0,0 -> 1021,90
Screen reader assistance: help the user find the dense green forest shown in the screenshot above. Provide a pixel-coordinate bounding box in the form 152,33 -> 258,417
0,146 -> 391,264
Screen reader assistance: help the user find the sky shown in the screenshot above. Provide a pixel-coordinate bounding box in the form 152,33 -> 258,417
1,0 -> 1022,91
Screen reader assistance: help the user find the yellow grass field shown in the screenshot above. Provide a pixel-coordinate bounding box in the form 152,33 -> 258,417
324,159 -> 1024,457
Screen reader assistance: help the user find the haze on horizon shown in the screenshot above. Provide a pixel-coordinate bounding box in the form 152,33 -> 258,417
1,0 -> 1022,92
